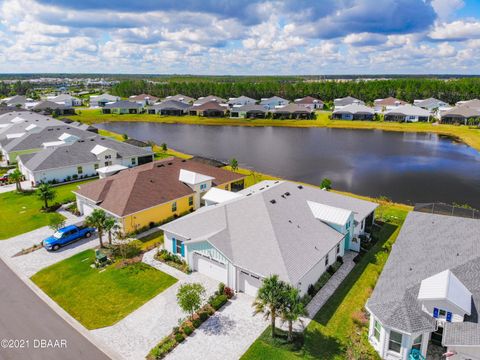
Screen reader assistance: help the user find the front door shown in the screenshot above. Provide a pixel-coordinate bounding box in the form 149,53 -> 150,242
431,326 -> 443,346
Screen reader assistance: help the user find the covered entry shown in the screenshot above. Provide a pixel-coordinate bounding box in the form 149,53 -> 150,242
193,253 -> 227,283
238,269 -> 262,296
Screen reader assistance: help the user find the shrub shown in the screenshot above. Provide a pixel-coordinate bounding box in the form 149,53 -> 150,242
210,294 -> 228,310
336,255 -> 344,264
198,311 -> 209,322
72,174 -> 78,179
217,282 -> 225,296
224,286 -> 234,299
192,318 -> 201,328
172,326 -> 180,335
174,333 -> 185,343
307,284 -> 315,297
183,325 -> 193,336
149,336 -> 176,359
327,265 -> 335,275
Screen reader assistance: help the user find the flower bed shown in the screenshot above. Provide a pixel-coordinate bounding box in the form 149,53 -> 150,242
154,249 -> 191,274
301,257 -> 344,304
147,284 -> 233,359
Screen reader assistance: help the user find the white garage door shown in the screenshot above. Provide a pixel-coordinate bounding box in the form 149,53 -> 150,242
193,253 -> 227,283
239,270 -> 262,297
82,203 -> 95,216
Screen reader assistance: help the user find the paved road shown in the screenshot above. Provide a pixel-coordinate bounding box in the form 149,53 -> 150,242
0,259 -> 111,360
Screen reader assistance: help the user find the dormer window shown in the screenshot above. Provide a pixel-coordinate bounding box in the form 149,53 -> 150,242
200,183 -> 207,191
105,155 -> 112,160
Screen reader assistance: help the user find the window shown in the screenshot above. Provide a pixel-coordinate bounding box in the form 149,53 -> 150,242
412,334 -> 422,350
200,183 -> 207,191
346,221 -> 350,229
188,196 -> 193,206
94,164 -> 99,170
172,201 -> 177,212
131,158 -> 136,165
176,239 -> 183,254
325,255 -> 329,267
373,320 -> 381,341
388,331 -> 403,353
104,161 -> 112,166
77,166 -> 83,174
105,154 -> 111,160
336,243 -> 340,254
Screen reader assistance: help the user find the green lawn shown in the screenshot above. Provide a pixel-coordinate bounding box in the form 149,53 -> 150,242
241,204 -> 409,360
31,249 -> 177,329
0,180 -> 93,240
138,231 -> 164,251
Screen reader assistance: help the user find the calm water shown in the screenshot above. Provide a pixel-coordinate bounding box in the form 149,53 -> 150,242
97,122 -> 480,208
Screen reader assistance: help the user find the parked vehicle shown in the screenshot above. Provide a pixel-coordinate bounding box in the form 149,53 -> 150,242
0,173 -> 9,184
43,225 -> 95,251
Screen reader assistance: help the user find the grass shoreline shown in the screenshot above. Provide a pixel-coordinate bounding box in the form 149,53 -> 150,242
68,109 -> 480,152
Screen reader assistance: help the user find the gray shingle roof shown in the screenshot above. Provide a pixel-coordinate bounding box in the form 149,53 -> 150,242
103,100 -> 142,109
148,100 -> 190,111
367,211 -> 480,339
227,96 -> 257,105
415,98 -> 447,108
162,181 -> 377,284
233,104 -> 267,113
19,136 -> 153,171
334,96 -> 365,106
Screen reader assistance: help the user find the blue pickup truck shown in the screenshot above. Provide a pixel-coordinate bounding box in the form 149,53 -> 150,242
43,225 -> 95,251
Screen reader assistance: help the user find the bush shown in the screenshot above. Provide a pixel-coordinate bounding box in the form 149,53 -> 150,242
192,318 -> 201,328
172,326 -> 180,335
224,286 -> 234,299
307,284 -> 315,297
198,311 -> 209,322
327,265 -> 335,275
72,174 -> 78,180
210,294 -> 228,310
183,325 -> 193,336
217,282 -> 225,296
336,255 -> 344,264
174,333 -> 185,343
149,336 -> 176,359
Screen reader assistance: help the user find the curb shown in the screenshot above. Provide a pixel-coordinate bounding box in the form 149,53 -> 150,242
0,255 -> 123,360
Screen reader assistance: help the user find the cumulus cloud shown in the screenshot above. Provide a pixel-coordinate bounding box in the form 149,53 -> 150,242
429,20 -> 480,41
431,0 -> 464,21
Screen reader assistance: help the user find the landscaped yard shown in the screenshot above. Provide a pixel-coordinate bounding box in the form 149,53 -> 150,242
31,249 -> 177,329
138,230 -> 164,251
241,204 -> 409,360
0,180 -> 93,240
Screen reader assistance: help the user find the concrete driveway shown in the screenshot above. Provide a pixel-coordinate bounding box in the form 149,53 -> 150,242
91,250 -> 219,360
0,180 -> 32,193
167,293 -> 268,360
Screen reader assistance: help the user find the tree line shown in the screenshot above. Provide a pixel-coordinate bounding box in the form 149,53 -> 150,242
111,78 -> 480,105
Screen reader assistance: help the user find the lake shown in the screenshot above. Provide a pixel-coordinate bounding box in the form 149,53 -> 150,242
97,122 -> 480,208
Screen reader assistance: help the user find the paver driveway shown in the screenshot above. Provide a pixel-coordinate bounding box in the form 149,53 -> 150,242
167,293 -> 268,360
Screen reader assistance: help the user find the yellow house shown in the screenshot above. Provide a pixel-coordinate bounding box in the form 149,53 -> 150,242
74,157 -> 245,234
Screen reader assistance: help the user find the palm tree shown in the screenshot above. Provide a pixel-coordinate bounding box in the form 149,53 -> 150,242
252,275 -> 286,338
103,217 -> 116,245
37,183 -> 56,209
85,209 -> 107,248
229,158 -> 238,172
280,286 -> 308,342
9,169 -> 23,192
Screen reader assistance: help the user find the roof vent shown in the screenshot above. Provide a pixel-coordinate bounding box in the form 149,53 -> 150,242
157,164 -> 165,167
270,199 -> 276,204
285,192 -> 290,196
281,195 -> 286,199
288,220 -> 292,223
298,185 -> 303,189
259,187 -> 264,190
168,162 -> 173,165
181,159 -> 186,162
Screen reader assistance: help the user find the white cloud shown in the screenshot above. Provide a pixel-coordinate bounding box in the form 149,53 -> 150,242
430,20 -> 480,40
431,0 -> 464,20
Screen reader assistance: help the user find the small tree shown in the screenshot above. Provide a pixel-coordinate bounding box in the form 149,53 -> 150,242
85,209 -> 107,248
280,286 -> 308,342
49,216 -> 66,231
37,183 -> 56,209
176,283 -> 206,320
122,133 -> 129,140
320,178 -> 332,190
9,169 -> 23,192
103,217 -> 116,245
252,275 -> 287,338
161,143 -> 168,152
229,158 -> 239,172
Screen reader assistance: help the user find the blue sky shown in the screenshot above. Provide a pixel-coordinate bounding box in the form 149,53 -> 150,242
0,0 -> 480,74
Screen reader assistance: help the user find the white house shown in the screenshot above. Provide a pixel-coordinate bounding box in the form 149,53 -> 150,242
160,180 -> 377,296
413,98 -> 450,114
333,96 -> 364,110
366,211 -> 480,360
227,96 -> 257,108
374,97 -> 407,113
294,96 -> 324,110
384,104 -> 431,122
47,94 -> 82,107
89,93 -> 120,108
259,96 -> 289,110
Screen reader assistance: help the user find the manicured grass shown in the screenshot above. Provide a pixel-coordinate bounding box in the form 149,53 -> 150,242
222,166 -> 279,188
138,231 -> 164,251
31,249 -> 177,329
241,204 -> 409,360
0,180 -> 93,240
68,109 -> 480,152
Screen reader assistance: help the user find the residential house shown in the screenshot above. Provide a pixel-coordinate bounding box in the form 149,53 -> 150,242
164,94 -> 195,104
294,96 -> 324,110
188,101 -> 227,117
366,211 -> 480,360
332,104 -> 375,120
89,93 -> 120,108
47,94 -> 82,107
124,138 -> 152,151
193,95 -> 226,106
102,100 -> 143,114
441,100 -> 480,125
32,101 -> 75,115
259,96 -> 289,110
384,104 -> 431,122
0,95 -> 29,108
17,135 -> 153,186
227,96 -> 257,108
374,97 -> 407,113
333,96 -> 365,110
272,103 -> 314,119
229,104 -> 267,119
413,98 -> 450,114
129,94 -> 159,106
160,180 -> 378,296
147,100 -> 190,115
74,157 -> 246,234
0,125 -> 90,164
